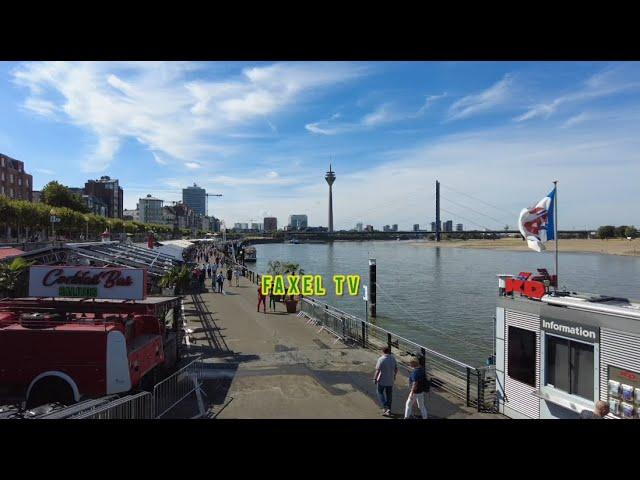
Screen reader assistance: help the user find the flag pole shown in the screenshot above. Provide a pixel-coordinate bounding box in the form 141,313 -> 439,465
553,180 -> 558,292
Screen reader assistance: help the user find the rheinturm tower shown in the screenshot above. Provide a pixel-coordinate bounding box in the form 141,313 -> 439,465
325,164 -> 336,233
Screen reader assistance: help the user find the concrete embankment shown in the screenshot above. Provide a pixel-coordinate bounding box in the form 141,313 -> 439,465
180,273 -> 503,419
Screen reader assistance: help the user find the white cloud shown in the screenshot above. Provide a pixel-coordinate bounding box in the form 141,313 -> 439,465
34,168 -> 55,175
152,152 -> 168,165
23,98 -> 58,117
561,112 -> 591,128
185,162 -> 201,169
447,74 -> 515,121
362,104 -> 393,126
12,61 -> 365,172
514,65 -> 640,122
414,92 -> 447,117
305,122 -> 341,135
306,103 -> 397,136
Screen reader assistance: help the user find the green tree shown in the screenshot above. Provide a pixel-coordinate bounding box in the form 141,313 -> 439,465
615,225 -> 629,238
41,181 -> 89,213
624,226 -> 637,238
597,225 -> 616,239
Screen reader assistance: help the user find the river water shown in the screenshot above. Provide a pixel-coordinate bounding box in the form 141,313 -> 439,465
252,241 -> 640,366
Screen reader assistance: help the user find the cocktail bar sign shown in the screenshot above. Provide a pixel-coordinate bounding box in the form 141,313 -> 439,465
28,266 -> 147,300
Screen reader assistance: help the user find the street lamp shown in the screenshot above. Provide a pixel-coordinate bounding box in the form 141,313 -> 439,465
84,215 -> 89,241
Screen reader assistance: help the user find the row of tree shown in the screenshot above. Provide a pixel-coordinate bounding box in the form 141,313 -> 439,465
0,194 -> 192,242
597,225 -> 638,239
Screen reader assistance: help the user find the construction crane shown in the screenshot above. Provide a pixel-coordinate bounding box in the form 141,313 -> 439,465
205,193 -> 223,217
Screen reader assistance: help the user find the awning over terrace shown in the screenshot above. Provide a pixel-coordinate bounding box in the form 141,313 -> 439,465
65,242 -> 181,277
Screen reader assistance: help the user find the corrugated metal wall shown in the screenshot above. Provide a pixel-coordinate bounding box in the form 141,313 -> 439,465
600,328 -> 640,418
504,309 -> 541,419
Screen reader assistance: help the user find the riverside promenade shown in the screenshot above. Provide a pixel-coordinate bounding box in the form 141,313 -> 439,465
182,274 -> 503,419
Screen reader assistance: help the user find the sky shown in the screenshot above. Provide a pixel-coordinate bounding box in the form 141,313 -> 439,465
1,60 -> 639,231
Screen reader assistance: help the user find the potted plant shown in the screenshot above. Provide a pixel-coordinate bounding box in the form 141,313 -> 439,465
159,264 -> 192,295
0,257 -> 34,298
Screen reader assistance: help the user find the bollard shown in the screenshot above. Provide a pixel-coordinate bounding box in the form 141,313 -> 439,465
387,332 -> 392,352
369,258 -> 376,318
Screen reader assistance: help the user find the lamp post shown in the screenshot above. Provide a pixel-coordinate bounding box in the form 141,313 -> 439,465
50,209 -> 56,240
84,215 -> 89,241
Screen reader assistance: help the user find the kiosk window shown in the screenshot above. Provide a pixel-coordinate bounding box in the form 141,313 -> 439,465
546,336 -> 594,400
508,326 -> 536,386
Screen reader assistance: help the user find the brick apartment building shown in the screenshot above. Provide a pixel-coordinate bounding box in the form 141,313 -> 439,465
84,176 -> 123,218
0,154 -> 33,202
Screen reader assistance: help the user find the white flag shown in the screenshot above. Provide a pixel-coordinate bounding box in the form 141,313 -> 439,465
518,187 -> 556,252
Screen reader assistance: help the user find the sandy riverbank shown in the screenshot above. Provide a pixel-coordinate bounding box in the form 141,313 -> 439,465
408,238 -> 640,257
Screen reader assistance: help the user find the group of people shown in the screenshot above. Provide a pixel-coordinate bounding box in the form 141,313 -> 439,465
191,244 -> 244,295
374,347 -> 430,419
256,284 -> 280,314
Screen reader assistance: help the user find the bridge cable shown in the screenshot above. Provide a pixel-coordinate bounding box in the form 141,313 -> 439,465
374,282 -> 493,353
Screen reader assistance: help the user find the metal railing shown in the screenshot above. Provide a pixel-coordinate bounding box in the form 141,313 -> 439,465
153,357 -> 205,418
300,297 -> 497,412
72,392 -> 154,419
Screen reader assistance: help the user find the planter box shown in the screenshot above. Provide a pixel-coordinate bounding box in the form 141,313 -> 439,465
285,300 -> 298,313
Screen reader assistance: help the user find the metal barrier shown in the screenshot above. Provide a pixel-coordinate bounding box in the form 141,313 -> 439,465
153,357 -> 205,418
300,297 -> 496,412
72,392 -> 154,419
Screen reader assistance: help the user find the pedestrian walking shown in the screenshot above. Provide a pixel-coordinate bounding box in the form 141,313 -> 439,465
216,272 -> 224,293
269,285 -> 277,311
404,358 -> 429,419
374,347 -> 398,416
257,285 -> 267,313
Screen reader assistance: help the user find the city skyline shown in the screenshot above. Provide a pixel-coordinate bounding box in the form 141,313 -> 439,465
1,61 -> 640,229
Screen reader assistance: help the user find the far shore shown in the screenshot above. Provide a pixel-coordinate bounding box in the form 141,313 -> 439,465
407,237 -> 640,257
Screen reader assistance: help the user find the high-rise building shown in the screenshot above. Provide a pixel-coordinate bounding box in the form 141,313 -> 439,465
325,164 -> 336,233
264,217 -> 278,232
250,223 -> 263,231
392,224 -> 398,232
139,194 -> 164,224
383,225 -> 391,232
456,223 -> 464,232
444,220 -> 453,232
365,225 -> 374,232
430,221 -> 441,232
182,183 -> 206,216
288,214 -> 308,231
84,176 -> 123,218
0,153 -> 33,201
413,224 -> 420,232
356,222 -> 363,232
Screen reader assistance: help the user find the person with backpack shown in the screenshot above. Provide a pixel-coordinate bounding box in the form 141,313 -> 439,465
404,358 -> 429,419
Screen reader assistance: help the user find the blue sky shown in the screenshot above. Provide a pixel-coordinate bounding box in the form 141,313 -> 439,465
1,61 -> 639,230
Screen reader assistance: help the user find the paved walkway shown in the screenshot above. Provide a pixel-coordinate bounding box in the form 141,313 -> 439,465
182,272 -> 503,419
